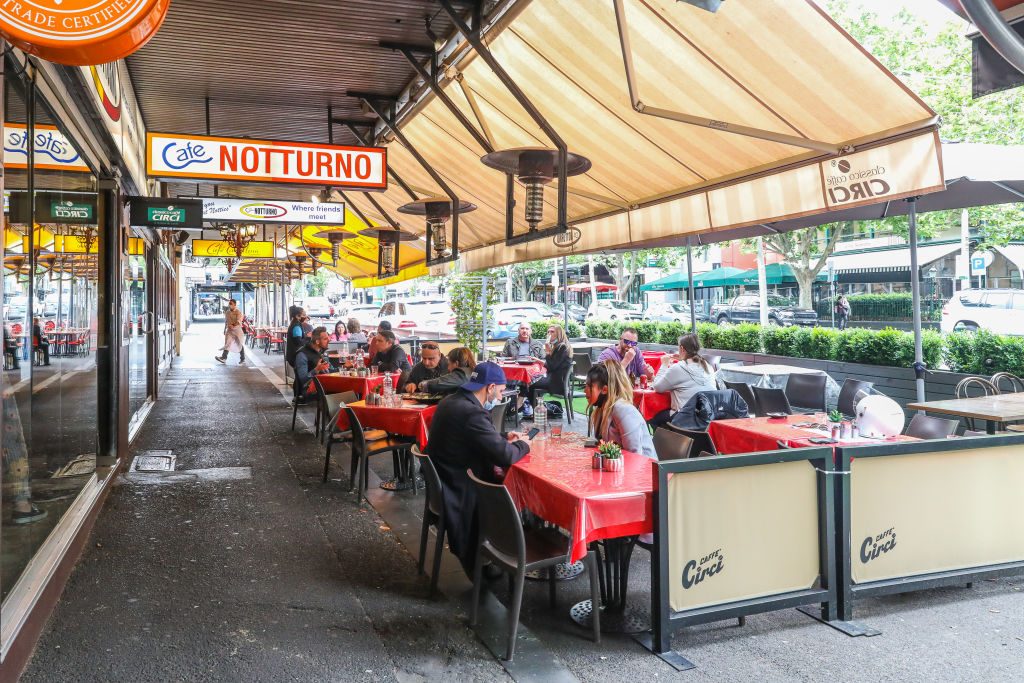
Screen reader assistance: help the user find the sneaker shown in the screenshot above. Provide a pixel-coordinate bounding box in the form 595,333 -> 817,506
12,505 -> 47,525
521,402 -> 533,418
214,356 -> 226,364
238,358 -> 245,365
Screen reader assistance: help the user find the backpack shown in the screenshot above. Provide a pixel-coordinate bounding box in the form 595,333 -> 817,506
544,401 -> 564,419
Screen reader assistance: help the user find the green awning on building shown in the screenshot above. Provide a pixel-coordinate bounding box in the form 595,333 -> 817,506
640,267 -> 748,292
724,263 -> 828,286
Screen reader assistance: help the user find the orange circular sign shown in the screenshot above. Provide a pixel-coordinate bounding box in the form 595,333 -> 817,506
0,0 -> 170,66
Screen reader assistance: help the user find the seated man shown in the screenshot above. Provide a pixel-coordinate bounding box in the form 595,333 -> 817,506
4,325 -> 20,370
32,317 -> 50,366
420,347 -> 475,394
293,326 -> 331,403
403,342 -> 449,393
598,327 -> 653,381
501,323 -> 544,360
427,362 -> 530,576
370,329 -> 411,373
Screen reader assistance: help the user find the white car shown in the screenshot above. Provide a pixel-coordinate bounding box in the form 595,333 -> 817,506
941,289 -> 1024,335
493,302 -> 556,327
586,300 -> 642,321
301,296 -> 334,318
347,304 -> 381,329
376,298 -> 454,333
644,301 -> 708,323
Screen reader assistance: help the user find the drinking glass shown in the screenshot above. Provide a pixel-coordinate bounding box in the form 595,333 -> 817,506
550,423 -> 563,437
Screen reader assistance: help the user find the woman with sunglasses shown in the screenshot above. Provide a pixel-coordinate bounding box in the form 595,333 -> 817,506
585,360 -> 656,458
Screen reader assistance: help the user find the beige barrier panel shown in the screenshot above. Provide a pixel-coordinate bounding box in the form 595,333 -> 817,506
851,445 -> 1024,584
667,460 -> 820,612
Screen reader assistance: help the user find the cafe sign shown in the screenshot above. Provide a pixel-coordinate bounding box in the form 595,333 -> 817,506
3,123 -> 91,172
183,196 -> 347,225
192,239 -> 275,259
128,196 -> 203,229
0,0 -> 170,66
147,132 -> 388,189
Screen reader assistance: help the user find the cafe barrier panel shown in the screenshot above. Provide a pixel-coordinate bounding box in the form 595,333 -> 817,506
645,448 -> 838,670
836,433 -> 1024,622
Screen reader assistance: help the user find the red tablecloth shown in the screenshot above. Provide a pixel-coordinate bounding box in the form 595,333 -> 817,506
708,415 -> 916,455
337,400 -> 437,449
642,351 -> 668,374
316,372 -> 400,398
633,388 -> 671,421
497,361 -> 546,384
504,434 -> 655,563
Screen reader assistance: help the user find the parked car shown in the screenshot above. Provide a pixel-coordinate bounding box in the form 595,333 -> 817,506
566,303 -> 588,324
644,302 -> 709,323
940,288 -> 1024,335
348,304 -> 381,329
6,295 -> 27,320
586,300 -> 642,321
493,302 -> 556,326
709,294 -> 817,326
302,296 -> 334,318
376,298 -> 454,333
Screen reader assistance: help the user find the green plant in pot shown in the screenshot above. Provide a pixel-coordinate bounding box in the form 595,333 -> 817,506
598,441 -> 623,472
828,409 -> 843,424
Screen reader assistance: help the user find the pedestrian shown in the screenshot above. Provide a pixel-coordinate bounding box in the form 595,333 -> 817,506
585,360 -> 656,458
403,342 -> 449,392
426,361 -> 530,576
598,327 -> 654,381
649,333 -> 717,429
293,326 -> 331,404
836,294 -> 851,330
285,306 -> 305,367
215,298 -> 245,365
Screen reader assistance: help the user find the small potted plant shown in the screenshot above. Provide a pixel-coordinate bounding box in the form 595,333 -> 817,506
828,409 -> 843,439
599,442 -> 623,472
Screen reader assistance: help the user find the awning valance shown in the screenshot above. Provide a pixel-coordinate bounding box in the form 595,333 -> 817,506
827,241 -> 960,274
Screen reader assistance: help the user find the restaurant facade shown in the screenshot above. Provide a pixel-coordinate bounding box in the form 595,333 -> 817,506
0,46 -> 175,672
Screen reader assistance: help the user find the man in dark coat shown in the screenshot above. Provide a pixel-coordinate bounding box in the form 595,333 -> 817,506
370,329 -> 411,373
426,362 -> 530,576
293,326 -> 330,403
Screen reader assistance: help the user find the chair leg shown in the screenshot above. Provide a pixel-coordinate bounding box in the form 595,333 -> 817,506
548,566 -> 557,608
418,506 -> 430,576
506,568 -> 526,661
470,549 -> 485,627
585,552 -> 601,643
291,402 -> 298,431
431,521 -> 445,598
322,440 -> 333,482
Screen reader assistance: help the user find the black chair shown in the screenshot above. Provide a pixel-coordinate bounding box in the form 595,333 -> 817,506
413,446 -> 447,597
723,380 -> 759,416
665,424 -> 717,456
320,389 -> 358,442
345,407 -> 414,501
467,470 -> 601,661
904,414 -> 959,440
652,427 -> 694,461
322,399 -> 386,482
837,379 -> 873,417
784,373 -> 827,412
534,361 -> 576,424
489,399 -> 511,432
752,386 -> 793,415
572,353 -> 592,395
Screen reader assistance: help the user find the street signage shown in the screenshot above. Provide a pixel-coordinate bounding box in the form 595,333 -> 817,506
182,196 -> 346,225
970,252 -> 993,275
128,197 -> 204,229
192,239 -> 275,259
8,191 -> 98,225
147,132 -> 387,189
3,123 -> 91,172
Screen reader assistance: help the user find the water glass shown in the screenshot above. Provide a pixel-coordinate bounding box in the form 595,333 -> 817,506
550,423 -> 563,437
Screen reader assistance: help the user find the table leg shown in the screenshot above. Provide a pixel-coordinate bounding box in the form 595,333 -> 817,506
987,420 -> 997,435
569,537 -> 648,634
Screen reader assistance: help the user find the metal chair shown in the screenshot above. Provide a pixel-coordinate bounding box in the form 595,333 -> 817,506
837,379 -> 873,417
652,427 -> 694,461
704,354 -> 722,371
723,380 -> 759,416
489,399 -> 511,432
467,470 -> 601,661
751,386 -> 793,415
664,424 -> 717,456
904,413 -> 959,440
784,373 -> 827,412
345,407 -> 414,501
990,372 -> 1024,394
572,352 -> 592,395
412,446 -> 447,597
955,377 -> 999,431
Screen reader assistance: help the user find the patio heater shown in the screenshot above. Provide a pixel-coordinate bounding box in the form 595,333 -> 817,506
480,147 -> 591,246
397,197 -> 477,266
360,226 -> 417,279
312,227 -> 358,266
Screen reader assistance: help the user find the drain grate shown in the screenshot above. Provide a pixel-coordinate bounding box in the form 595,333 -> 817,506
132,450 -> 176,472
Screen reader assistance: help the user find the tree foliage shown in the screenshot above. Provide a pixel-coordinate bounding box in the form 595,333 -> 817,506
447,274 -> 501,356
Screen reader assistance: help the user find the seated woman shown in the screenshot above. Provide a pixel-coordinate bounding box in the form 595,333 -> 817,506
329,320 -> 349,342
346,318 -> 368,345
420,347 -> 476,394
526,324 -> 573,410
649,332 -> 717,429
585,360 -> 656,458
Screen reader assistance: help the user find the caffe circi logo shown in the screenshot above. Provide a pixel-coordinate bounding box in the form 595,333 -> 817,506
147,205 -> 185,223
240,202 -> 288,220
825,157 -> 891,205
52,200 -> 92,220
860,527 -> 897,564
0,1 -> 171,67
681,548 -> 724,589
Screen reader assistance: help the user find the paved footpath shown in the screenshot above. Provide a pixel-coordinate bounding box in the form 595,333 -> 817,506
20,323 -> 1024,682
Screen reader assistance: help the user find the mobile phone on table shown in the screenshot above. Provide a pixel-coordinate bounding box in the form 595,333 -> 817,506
527,427 -> 540,440
808,437 -> 837,444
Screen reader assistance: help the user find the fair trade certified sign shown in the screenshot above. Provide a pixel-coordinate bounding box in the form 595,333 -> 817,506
183,196 -> 347,226
147,132 -> 387,189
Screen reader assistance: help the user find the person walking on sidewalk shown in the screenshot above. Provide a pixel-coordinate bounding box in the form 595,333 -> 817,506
215,298 -> 246,365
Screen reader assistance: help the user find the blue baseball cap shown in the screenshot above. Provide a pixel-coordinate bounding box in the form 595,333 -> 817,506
461,361 -> 507,392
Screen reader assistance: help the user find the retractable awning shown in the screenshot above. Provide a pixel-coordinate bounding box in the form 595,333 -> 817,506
725,263 -> 829,287
826,241 -> 961,277
994,243 -> 1024,273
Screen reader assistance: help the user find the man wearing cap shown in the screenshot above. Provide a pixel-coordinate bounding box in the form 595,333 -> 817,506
427,361 -> 530,577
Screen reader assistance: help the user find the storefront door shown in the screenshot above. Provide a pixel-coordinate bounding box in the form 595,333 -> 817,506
125,238 -> 151,433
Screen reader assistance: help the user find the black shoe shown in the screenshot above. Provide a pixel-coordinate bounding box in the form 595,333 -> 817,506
214,356 -> 226,364
12,505 -> 47,525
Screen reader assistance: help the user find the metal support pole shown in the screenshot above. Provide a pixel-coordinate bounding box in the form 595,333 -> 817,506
481,276 -> 489,361
686,240 -> 697,333
757,237 -> 769,327
562,255 -> 569,334
908,198 -> 926,405
339,121 -> 419,201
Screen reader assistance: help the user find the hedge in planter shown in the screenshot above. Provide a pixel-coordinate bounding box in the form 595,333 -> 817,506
943,330 -> 1024,376
528,318 -> 582,339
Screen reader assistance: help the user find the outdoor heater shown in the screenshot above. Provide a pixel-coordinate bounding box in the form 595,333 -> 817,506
360,226 -> 417,279
397,197 -> 477,266
480,147 -> 591,245
312,227 -> 358,265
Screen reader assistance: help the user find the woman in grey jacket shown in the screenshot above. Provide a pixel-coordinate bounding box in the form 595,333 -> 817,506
585,360 -> 656,459
649,333 -> 717,429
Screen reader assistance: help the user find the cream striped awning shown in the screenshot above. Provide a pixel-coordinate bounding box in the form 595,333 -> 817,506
340,0 -> 941,273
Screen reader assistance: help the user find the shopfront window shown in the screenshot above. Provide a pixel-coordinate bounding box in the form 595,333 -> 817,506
2,70 -> 100,600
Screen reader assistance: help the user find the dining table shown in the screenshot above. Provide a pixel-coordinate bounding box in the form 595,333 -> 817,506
316,371 -> 400,399
632,388 -> 671,421
708,414 -> 917,455
496,360 -> 546,385
718,362 -> 842,409
338,398 -> 438,491
908,393 -> 1024,434
504,432 -> 655,633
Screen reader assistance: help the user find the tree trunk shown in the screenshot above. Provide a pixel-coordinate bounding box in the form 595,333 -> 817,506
794,270 -> 815,309
587,255 -> 598,306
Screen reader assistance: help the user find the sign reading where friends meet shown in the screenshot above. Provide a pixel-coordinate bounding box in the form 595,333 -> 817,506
147,132 -> 387,189
183,196 -> 347,226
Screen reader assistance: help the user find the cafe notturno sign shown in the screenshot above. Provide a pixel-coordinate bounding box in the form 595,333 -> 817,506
146,132 -> 388,189
0,0 -> 170,66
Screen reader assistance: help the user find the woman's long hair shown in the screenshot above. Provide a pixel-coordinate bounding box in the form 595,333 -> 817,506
547,324 -> 572,357
587,360 -> 635,439
346,318 -> 361,334
334,320 -> 347,338
678,333 -> 710,373
448,346 -> 477,371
